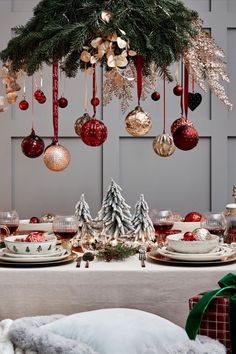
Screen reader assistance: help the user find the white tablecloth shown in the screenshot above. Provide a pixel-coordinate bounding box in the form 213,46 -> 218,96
1,254 -> 235,328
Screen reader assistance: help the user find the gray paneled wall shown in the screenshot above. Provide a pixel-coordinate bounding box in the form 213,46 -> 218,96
0,0 -> 236,218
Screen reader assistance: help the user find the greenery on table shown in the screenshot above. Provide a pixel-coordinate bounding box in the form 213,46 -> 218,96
96,243 -> 139,262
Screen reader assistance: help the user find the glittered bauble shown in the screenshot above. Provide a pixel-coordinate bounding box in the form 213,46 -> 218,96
151,91 -> 161,101
188,92 -> 202,111
171,117 -> 193,135
37,95 -> 47,104
58,97 -> 68,108
153,133 -> 176,157
173,85 -> 183,96
44,142 -> 71,171
80,118 -> 108,146
21,130 -> 45,158
19,99 -> 29,110
40,213 -> 55,223
173,125 -> 199,151
6,92 -> 17,104
192,228 -> 211,241
184,212 -> 202,222
34,89 -> 43,100
90,97 -> 100,106
74,113 -> 91,137
125,106 -> 152,137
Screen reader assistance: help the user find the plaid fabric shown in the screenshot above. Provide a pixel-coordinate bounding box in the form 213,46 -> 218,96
189,295 -> 230,354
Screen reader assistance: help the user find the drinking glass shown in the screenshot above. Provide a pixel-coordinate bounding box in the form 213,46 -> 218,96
0,210 -> 19,237
52,215 -> 79,251
150,210 -> 174,247
200,212 -> 226,243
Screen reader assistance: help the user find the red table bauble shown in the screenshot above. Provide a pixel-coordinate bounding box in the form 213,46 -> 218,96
37,94 -> 47,104
184,212 -> 203,222
173,125 -> 199,151
182,231 -> 196,241
90,97 -> 100,106
173,85 -> 183,96
171,117 -> 193,135
30,216 -> 40,223
21,130 -> 45,158
19,99 -> 29,110
44,142 -> 71,171
151,91 -> 161,101
34,89 -> 44,100
80,118 -> 108,147
58,97 -> 68,108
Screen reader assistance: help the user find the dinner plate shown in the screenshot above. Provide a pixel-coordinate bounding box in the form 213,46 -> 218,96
0,249 -> 70,263
157,246 -> 235,261
0,253 -> 77,267
1,247 -> 64,259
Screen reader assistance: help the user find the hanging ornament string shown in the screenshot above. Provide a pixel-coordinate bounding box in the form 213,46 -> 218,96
163,65 -> 166,134
92,64 -> 97,117
180,60 -> 184,116
84,65 -> 88,113
184,65 -> 189,121
135,55 -> 143,105
31,76 -> 35,132
52,62 -> 59,143
175,61 -> 180,84
192,74 -> 195,93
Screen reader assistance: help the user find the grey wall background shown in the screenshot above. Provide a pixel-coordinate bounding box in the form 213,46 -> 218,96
0,0 -> 236,219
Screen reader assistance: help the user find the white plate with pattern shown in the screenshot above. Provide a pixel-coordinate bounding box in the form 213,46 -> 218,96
1,247 -> 65,259
0,248 -> 70,263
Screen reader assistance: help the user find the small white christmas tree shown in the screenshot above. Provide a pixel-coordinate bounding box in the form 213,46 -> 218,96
75,194 -> 92,228
132,194 -> 155,242
98,179 -> 134,238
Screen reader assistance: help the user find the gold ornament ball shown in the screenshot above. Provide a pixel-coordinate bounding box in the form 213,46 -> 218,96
6,91 -> 18,104
43,143 -> 71,172
74,113 -> 91,137
125,106 -> 152,137
153,133 -> 176,157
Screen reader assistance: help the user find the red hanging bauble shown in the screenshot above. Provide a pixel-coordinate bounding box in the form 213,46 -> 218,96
173,125 -> 199,151
90,97 -> 100,106
58,96 -> 68,108
170,117 -> 193,135
37,94 -> 47,104
21,129 -> 45,158
19,99 -> 29,111
151,91 -> 161,101
34,89 -> 43,100
173,84 -> 183,96
80,118 -> 108,147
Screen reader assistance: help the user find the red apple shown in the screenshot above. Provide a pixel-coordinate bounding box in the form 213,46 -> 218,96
184,212 -> 202,222
182,232 -> 196,241
30,216 -> 40,223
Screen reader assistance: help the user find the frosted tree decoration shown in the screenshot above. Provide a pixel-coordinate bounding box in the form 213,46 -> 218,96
75,194 -> 92,228
132,194 -> 155,242
98,179 -> 134,238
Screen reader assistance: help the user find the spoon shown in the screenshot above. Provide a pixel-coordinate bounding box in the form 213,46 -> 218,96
82,252 -> 95,268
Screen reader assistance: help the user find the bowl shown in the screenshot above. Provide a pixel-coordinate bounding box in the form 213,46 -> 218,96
4,234 -> 57,255
19,220 -> 52,232
166,233 -> 219,254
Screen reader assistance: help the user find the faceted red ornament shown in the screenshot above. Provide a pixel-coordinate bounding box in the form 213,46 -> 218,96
90,97 -> 100,106
171,117 -> 193,135
37,94 -> 47,104
182,232 -> 196,241
21,130 -> 45,158
19,99 -> 29,110
58,97 -> 68,108
173,125 -> 199,151
34,89 -> 44,100
80,118 -> 108,147
184,212 -> 203,222
151,91 -> 161,101
173,84 -> 183,96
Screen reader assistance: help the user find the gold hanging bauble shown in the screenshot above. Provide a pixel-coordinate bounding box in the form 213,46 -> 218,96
153,133 -> 176,157
125,105 -> 152,137
6,91 -> 17,104
74,113 -> 91,137
43,142 -> 71,172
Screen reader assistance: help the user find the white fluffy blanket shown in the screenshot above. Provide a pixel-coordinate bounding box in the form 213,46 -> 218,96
0,313 -> 226,354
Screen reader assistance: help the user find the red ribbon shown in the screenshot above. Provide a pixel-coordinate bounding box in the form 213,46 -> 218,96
92,64 -> 96,117
163,65 -> 166,134
184,65 -> 189,120
52,63 -> 59,142
32,76 -> 35,132
135,55 -> 143,105
180,61 -> 184,116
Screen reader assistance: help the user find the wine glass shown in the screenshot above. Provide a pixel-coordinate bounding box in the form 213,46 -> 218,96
0,210 -> 19,237
200,212 -> 226,243
52,215 -> 79,251
150,210 -> 174,247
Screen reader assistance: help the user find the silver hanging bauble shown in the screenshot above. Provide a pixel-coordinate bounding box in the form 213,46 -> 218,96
74,113 -> 91,137
125,105 -> 152,137
153,133 -> 176,157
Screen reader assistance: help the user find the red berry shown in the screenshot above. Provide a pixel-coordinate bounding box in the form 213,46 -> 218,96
91,97 -> 100,106
58,97 -> 68,108
30,216 -> 40,223
151,91 -> 161,101
19,99 -> 29,110
182,232 -> 196,241
173,85 -> 183,96
184,212 -> 202,222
